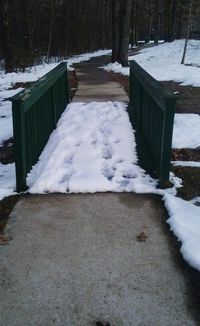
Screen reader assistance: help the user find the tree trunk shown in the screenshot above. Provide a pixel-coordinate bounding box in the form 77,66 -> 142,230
119,0 -> 132,66
0,1 -> 14,72
131,0 -> 138,46
47,0 -> 54,60
111,0 -> 120,62
181,0 -> 193,65
111,0 -> 132,66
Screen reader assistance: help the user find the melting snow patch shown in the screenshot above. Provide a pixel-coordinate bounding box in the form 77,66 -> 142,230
103,62 -> 129,76
164,194 -> 200,271
172,161 -> 200,168
27,102 -> 157,194
172,114 -> 200,149
0,163 -> 16,200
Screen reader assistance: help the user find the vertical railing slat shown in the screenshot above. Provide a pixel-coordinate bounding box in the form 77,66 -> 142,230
12,100 -> 27,192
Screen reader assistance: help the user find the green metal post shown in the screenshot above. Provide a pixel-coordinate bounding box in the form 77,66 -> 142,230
65,63 -> 70,104
159,97 -> 176,188
12,99 -> 27,192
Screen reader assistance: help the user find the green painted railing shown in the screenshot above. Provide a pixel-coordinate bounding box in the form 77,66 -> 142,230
128,60 -> 176,188
11,62 -> 70,192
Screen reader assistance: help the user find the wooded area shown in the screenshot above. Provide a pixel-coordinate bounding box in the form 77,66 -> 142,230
0,0 -> 200,72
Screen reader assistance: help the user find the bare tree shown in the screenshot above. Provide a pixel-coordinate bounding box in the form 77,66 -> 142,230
111,0 -> 132,66
0,1 -> 14,72
181,0 -> 193,64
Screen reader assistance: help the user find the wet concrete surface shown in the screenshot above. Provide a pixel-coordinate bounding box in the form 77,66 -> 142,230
72,56 -> 128,103
0,193 -> 200,326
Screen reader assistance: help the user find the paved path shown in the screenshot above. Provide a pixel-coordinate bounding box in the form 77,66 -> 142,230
73,56 -> 128,102
0,56 -> 200,326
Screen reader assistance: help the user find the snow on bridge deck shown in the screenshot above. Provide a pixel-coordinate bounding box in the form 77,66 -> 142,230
27,101 -> 156,194
27,60 -> 156,194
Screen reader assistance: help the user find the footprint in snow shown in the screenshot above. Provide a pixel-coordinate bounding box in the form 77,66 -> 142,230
102,146 -> 113,160
64,154 -> 74,165
112,138 -> 120,144
116,159 -> 124,164
102,163 -> 115,181
118,179 -> 130,188
122,171 -> 137,179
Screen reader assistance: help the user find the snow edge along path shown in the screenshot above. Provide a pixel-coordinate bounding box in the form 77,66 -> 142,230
26,101 -> 200,273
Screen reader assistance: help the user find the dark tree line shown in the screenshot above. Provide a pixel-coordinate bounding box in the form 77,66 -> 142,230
0,0 -> 200,72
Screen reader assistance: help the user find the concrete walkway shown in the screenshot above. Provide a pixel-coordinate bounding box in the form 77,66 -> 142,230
0,56 -> 200,326
72,57 -> 128,102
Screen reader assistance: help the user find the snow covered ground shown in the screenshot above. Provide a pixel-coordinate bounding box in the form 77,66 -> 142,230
172,113 -> 200,149
0,49 -> 111,145
103,39 -> 200,87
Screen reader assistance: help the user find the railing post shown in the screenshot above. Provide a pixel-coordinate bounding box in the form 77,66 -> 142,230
159,97 -> 176,188
129,61 -> 142,130
65,63 -> 70,103
12,99 -> 27,192
51,85 -> 58,127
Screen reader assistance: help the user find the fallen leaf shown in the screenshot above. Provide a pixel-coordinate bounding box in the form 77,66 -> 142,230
136,232 -> 148,242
